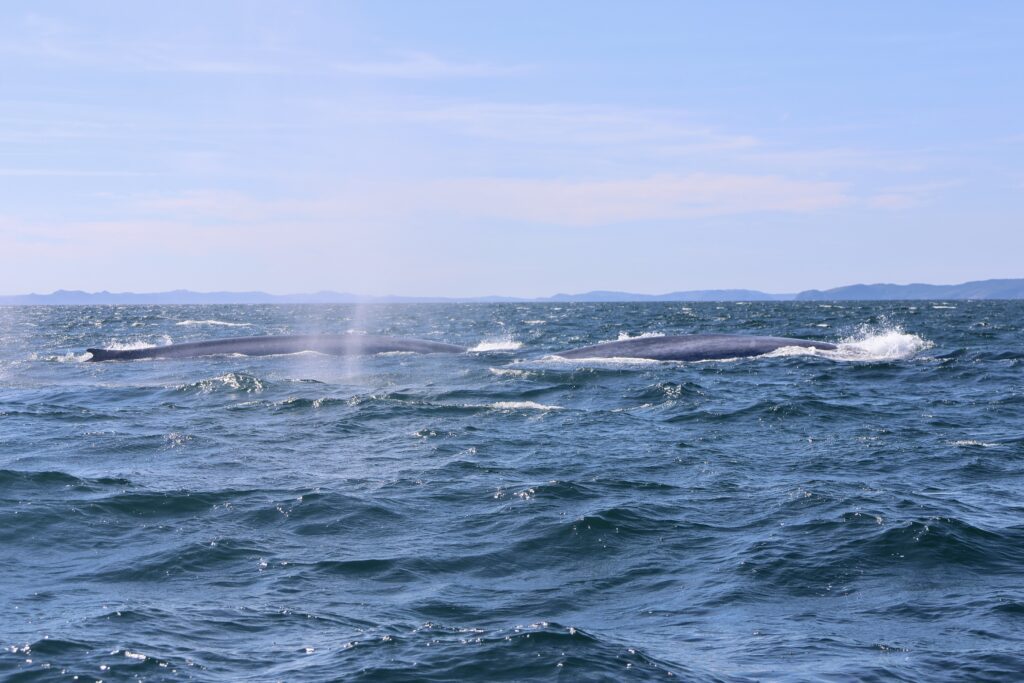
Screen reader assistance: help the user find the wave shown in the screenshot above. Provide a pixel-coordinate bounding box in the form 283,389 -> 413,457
0,468 -> 131,491
488,366 -> 535,378
738,513 -> 1024,600
89,537 -> 268,581
175,320 -> 252,327
32,351 -> 94,363
537,355 -> 663,368
304,621 -> 688,681
489,401 -> 562,411
272,396 -> 351,411
176,372 -> 267,393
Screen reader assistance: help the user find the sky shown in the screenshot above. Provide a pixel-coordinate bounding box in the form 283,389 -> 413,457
1,1 -> 1022,297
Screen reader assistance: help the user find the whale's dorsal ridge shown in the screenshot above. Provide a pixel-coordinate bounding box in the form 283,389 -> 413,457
555,334 -> 836,361
85,334 -> 466,361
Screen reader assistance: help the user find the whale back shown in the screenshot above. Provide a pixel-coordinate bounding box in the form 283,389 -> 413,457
556,334 -> 837,361
86,334 -> 466,361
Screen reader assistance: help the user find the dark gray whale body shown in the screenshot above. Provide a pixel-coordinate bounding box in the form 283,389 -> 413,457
85,332 -> 835,363
556,334 -> 837,361
86,334 -> 466,362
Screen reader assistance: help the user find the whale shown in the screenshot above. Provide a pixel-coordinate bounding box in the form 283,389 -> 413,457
86,334 -> 466,362
555,334 -> 837,361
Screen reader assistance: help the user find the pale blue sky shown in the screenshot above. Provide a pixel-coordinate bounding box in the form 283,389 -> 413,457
2,1 -> 1022,296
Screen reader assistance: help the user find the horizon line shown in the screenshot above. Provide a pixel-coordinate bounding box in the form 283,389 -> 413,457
2,277 -> 1023,304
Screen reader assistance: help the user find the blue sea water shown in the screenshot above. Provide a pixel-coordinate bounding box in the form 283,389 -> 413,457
1,301 -> 1022,681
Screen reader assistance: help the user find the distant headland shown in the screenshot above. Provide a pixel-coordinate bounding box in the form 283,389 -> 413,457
2,278 -> 1023,305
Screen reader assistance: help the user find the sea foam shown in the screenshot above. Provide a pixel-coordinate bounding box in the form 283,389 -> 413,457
175,320 -> 252,327
766,325 -> 932,361
470,338 -> 523,352
103,335 -> 173,351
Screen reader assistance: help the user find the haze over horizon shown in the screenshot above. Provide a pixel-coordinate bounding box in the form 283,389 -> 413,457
2,2 -> 1022,296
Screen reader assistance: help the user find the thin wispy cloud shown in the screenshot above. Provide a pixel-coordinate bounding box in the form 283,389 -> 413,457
401,103 -> 942,180
409,174 -> 850,225
404,103 -> 755,148
0,168 -> 147,177
0,13 -> 81,61
1,12 -> 284,75
334,52 -> 527,78
136,55 -> 285,75
737,146 -> 930,173
132,172 -> 849,229
0,169 -> 852,293
865,181 -> 962,209
4,15 -> 503,78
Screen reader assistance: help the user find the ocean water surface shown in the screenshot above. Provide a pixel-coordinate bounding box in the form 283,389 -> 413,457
1,302 -> 1022,681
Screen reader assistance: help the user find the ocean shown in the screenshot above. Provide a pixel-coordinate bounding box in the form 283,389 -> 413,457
1,301 -> 1022,681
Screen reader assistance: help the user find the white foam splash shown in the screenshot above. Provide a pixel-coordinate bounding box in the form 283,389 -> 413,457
766,325 -> 931,362
616,331 -> 665,341
470,338 -> 523,352
104,335 -> 173,350
175,320 -> 251,327
35,351 -> 93,363
489,367 -> 534,378
538,354 -> 663,367
489,401 -> 562,411
834,326 -> 932,360
186,372 -> 265,393
106,340 -> 157,350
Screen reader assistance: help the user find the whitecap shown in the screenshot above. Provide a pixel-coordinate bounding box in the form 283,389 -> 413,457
537,354 -> 663,367
489,401 -> 562,411
175,320 -> 252,327
489,367 -> 534,378
765,325 -> 932,362
470,338 -> 523,352
180,372 -> 265,393
33,351 -> 93,363
102,335 -> 173,351
615,331 -> 665,341
106,340 -> 158,350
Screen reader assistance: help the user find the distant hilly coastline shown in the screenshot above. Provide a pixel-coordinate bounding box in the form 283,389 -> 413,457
2,278 -> 1023,305
794,279 -> 1024,301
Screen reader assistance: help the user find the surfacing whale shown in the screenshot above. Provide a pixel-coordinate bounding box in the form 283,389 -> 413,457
556,334 -> 837,362
86,334 -> 466,362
